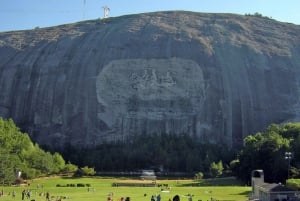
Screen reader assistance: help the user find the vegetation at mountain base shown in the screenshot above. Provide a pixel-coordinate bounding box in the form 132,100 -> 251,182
56,133 -> 235,177
0,118 -> 81,184
2,116 -> 300,185
286,179 -> 300,189
57,122 -> 300,184
209,161 -> 224,178
235,122 -> 300,183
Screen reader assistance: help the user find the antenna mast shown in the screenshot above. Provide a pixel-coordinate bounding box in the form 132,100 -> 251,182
83,0 -> 86,19
102,6 -> 110,19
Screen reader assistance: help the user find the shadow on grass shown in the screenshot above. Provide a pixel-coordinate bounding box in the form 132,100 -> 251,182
177,177 -> 247,187
230,190 -> 252,196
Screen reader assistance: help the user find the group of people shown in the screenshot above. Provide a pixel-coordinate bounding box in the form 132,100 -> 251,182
21,189 -> 31,200
119,197 -> 131,201
20,189 -> 50,201
109,193 -> 180,201
118,195 -> 180,201
107,192 -> 131,201
150,194 -> 180,201
151,194 -> 161,201
0,189 -> 17,198
1,188 -> 181,201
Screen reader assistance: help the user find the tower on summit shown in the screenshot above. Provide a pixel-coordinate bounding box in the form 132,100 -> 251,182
102,6 -> 110,19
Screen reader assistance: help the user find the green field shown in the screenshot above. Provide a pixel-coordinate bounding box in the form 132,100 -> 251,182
0,177 -> 251,201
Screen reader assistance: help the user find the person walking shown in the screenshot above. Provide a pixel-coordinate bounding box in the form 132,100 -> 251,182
21,189 -> 25,200
46,192 -> 50,201
157,194 -> 161,201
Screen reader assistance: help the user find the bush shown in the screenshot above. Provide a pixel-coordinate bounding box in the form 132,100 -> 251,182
81,166 -> 95,176
77,183 -> 85,187
63,162 -> 78,174
73,166 -> 95,177
194,172 -> 204,180
209,161 -> 224,178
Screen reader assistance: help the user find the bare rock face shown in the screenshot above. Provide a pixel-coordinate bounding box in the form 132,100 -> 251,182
1,11 -> 300,148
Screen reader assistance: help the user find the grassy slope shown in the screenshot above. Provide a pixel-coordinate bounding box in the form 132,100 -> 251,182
0,177 -> 251,201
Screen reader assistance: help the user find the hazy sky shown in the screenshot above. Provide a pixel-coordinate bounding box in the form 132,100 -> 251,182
1,0 -> 300,32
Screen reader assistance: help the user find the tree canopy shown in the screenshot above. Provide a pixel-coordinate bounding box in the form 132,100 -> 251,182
59,133 -> 234,176
235,122 -> 300,183
0,118 -> 77,184
2,116 -> 300,185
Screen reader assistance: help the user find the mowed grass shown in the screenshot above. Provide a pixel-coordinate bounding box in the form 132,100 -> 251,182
0,177 -> 251,201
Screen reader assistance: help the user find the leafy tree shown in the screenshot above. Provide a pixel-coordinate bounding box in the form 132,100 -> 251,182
209,161 -> 223,178
0,152 -> 18,184
74,166 -> 95,177
0,117 -> 74,183
63,162 -> 78,174
194,172 -> 204,180
52,152 -> 66,173
234,123 -> 297,183
81,166 -> 96,176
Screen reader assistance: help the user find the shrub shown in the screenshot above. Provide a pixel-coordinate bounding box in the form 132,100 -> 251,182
194,172 -> 204,180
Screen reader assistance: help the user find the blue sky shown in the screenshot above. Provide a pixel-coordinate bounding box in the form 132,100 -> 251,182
1,0 -> 300,32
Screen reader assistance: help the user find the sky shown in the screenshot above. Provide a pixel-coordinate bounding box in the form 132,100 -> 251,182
1,0 -> 300,32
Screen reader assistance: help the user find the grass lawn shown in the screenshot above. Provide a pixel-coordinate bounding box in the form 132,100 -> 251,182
0,177 -> 251,201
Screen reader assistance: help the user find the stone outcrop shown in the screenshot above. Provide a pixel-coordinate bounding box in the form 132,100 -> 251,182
1,11 -> 300,148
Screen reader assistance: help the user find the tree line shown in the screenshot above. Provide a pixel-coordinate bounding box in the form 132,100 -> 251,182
233,122 -> 300,183
57,133 -> 235,176
57,122 -> 300,183
2,116 -> 300,184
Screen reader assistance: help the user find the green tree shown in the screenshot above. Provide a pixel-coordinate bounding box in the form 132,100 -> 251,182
0,152 -> 18,184
63,162 -> 78,174
75,166 -> 95,176
52,152 -> 66,173
235,123 -> 293,183
81,166 -> 95,176
194,172 -> 204,180
209,161 -> 223,178
0,117 -> 71,182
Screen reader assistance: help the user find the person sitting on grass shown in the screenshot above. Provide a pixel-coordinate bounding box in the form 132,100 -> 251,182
173,195 -> 180,201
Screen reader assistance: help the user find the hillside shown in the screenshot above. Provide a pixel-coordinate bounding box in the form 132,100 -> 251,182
1,11 -> 300,148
